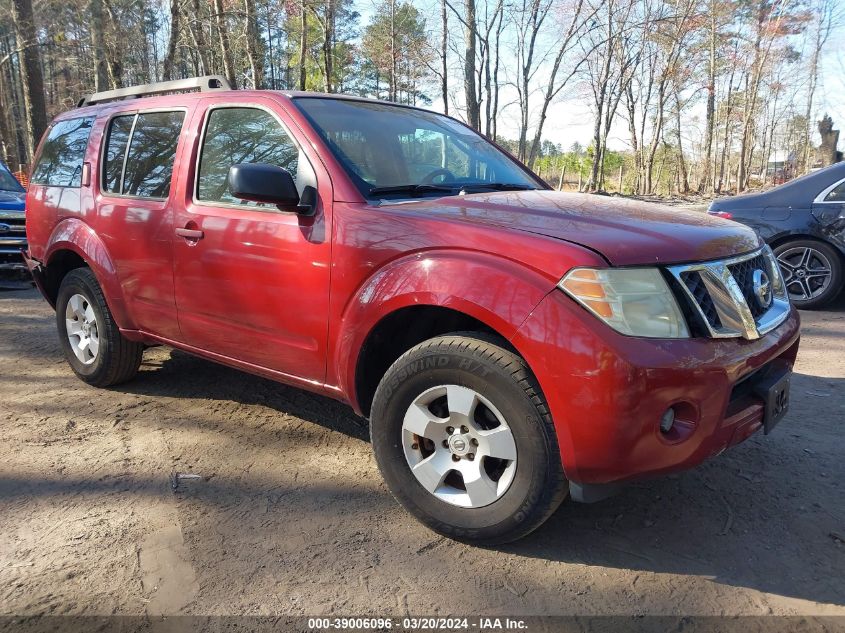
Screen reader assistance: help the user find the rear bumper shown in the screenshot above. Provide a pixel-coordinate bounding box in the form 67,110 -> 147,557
512,291 -> 801,485
20,249 -> 52,304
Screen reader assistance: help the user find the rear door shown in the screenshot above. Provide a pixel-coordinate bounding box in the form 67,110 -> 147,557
170,97 -> 332,383
95,108 -> 190,339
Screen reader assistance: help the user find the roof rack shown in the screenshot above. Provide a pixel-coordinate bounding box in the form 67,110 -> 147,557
77,75 -> 232,107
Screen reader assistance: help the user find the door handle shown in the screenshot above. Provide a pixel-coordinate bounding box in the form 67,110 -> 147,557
175,227 -> 204,240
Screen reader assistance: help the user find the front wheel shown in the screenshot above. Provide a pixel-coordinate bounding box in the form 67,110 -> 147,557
370,333 -> 568,544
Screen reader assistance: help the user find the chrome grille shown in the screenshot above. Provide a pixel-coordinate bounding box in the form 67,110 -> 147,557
728,253 -> 769,319
667,246 -> 791,340
0,212 -> 27,270
680,271 -> 722,328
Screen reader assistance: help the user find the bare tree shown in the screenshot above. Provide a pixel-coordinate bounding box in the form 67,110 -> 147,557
513,0 -> 552,161
298,0 -> 307,90
162,0 -> 181,80
441,0 -> 448,113
90,0 -> 109,89
802,0 -> 834,172
245,0 -> 265,87
10,0 -> 47,161
699,0 -> 720,193
186,0 -> 212,76
526,0 -> 593,168
214,0 -> 237,87
463,0 -> 480,129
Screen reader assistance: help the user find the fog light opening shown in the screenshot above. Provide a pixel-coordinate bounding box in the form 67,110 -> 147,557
660,408 -> 676,434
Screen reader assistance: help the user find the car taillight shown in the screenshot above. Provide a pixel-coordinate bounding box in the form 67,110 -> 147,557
709,210 -> 733,219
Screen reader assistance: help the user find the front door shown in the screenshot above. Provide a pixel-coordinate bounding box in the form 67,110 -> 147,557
171,98 -> 331,384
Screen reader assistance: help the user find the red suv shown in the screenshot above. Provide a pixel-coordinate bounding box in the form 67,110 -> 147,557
24,77 -> 800,543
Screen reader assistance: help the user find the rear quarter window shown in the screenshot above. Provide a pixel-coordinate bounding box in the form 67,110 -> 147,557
31,117 -> 95,187
823,180 -> 845,202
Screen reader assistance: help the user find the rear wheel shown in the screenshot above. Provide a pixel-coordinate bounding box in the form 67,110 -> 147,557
773,239 -> 842,309
370,333 -> 568,544
56,268 -> 144,387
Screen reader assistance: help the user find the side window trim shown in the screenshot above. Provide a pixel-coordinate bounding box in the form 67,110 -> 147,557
118,114 -> 139,196
192,102 -> 316,213
99,107 -> 187,201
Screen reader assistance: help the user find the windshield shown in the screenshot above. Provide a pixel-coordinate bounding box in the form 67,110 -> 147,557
0,164 -> 24,193
293,98 -> 542,199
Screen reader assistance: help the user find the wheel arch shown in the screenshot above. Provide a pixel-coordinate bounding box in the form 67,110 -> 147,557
354,305 -> 521,417
769,232 -> 845,260
337,249 -> 557,417
42,218 -> 134,328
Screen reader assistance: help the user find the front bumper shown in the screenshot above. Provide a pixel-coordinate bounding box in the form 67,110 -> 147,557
512,291 -> 801,485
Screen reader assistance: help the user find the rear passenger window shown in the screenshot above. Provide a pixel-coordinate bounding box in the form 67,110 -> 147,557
31,117 -> 94,187
102,110 -> 184,198
197,107 -> 303,206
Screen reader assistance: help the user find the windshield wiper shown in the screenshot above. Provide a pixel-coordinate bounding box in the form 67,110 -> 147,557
368,184 -> 456,197
459,183 -> 536,193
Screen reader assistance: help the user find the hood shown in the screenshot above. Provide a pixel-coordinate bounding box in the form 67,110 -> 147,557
383,191 -> 760,266
0,189 -> 25,212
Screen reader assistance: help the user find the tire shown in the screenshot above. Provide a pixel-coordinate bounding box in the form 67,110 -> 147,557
56,267 -> 144,387
773,239 -> 843,309
370,333 -> 568,545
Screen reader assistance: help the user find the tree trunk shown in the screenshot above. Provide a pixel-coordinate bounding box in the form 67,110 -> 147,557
463,0 -> 479,129
90,0 -> 108,90
526,0 -> 584,168
625,82 -> 641,194
163,0 -> 181,81
320,0 -> 334,92
187,0 -> 212,76
245,0 -> 265,88
298,0 -> 307,89
716,42 -> 738,192
389,0 -> 396,100
737,0 -> 782,192
440,0 -> 448,114
675,96 -> 689,193
266,0 -> 276,88
802,0 -> 831,172
101,0 -> 123,88
10,0 -> 48,163
490,9 -> 503,140
700,0 -> 716,193
214,0 -> 237,87
643,80 -> 668,194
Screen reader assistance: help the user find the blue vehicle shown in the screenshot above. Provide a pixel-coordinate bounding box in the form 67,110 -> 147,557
0,159 -> 28,281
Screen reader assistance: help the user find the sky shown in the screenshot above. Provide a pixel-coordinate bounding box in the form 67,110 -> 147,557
353,0 -> 845,154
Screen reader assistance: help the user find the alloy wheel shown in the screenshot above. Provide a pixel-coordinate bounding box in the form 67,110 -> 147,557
776,246 -> 833,302
401,384 -> 517,508
65,293 -> 100,365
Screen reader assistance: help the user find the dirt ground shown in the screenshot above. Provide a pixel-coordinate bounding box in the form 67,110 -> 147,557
1,286 -> 843,620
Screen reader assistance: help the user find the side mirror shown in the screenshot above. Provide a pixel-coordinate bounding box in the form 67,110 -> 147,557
228,163 -> 300,207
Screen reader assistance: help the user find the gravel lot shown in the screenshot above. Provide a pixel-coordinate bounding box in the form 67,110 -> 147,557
1,286 -> 843,619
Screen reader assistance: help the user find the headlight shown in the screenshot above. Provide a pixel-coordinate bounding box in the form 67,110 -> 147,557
558,267 -> 690,338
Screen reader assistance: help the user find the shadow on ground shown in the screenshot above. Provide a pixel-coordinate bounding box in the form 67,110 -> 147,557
2,287 -> 844,608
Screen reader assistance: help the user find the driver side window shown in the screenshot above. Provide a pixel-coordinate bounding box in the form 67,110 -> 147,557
197,107 -> 312,207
